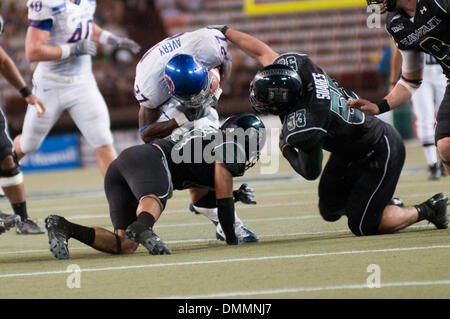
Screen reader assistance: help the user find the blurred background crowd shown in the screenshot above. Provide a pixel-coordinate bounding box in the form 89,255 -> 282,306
0,0 -> 392,137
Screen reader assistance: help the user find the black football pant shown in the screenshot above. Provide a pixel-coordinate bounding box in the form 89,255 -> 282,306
318,124 -> 405,236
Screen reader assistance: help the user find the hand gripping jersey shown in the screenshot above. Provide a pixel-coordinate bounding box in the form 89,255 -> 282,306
275,52 -> 385,158
134,28 -> 229,109
386,0 -> 450,79
27,0 -> 96,77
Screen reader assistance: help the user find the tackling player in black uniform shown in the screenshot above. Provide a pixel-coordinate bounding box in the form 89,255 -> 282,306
222,27 -> 448,236
0,16 -> 46,234
44,113 -> 265,259
350,0 -> 450,176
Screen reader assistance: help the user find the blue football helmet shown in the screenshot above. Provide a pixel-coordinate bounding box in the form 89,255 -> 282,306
164,54 -> 211,108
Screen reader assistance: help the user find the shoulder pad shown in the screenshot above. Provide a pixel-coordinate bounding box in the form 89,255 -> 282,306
27,0 -> 66,21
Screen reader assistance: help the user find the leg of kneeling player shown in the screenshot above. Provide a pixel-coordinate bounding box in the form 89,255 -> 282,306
346,129 -> 410,235
436,87 -> 450,175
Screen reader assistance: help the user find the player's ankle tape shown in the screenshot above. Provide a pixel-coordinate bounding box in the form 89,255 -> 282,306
137,212 -> 156,229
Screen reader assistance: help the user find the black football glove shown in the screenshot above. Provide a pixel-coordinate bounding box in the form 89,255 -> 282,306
233,183 -> 256,205
207,25 -> 229,35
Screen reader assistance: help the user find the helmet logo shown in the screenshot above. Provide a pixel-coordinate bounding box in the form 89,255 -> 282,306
164,74 -> 175,93
268,88 -> 288,103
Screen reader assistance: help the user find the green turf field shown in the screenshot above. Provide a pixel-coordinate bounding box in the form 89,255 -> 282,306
0,141 -> 448,299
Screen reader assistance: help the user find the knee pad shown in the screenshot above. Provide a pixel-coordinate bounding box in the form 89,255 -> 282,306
0,165 -> 23,187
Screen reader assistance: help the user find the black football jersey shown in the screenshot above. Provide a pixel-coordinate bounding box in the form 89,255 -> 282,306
154,128 -> 247,191
274,52 -> 385,158
386,0 -> 450,78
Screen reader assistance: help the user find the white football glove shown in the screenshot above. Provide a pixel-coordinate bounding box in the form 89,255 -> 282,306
109,36 -> 141,54
70,40 -> 97,57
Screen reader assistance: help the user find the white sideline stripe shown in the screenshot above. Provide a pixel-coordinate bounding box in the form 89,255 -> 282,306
15,189 -> 445,216
0,229 -> 349,256
0,224 -> 435,256
1,244 -> 449,279
163,280 -> 450,299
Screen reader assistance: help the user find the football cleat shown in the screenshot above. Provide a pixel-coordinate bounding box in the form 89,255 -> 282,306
215,222 -> 259,243
125,222 -> 172,255
422,193 -> 449,229
45,215 -> 70,259
428,163 -> 441,180
0,214 -> 20,235
16,218 -> 45,235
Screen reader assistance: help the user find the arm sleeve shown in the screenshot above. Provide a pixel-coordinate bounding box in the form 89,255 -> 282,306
217,198 -> 237,245
282,144 -> 323,180
399,49 -> 425,73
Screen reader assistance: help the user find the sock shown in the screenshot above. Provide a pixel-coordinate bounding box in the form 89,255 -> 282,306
67,222 -> 95,246
415,203 -> 431,222
12,202 -> 28,220
192,205 -> 219,223
422,144 -> 437,166
137,211 -> 156,229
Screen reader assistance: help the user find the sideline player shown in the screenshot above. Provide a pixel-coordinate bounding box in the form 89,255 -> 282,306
349,0 -> 450,176
134,27 -> 258,242
391,47 -> 447,180
221,27 -> 448,235
0,16 -> 46,234
44,114 -> 265,259
13,0 -> 141,176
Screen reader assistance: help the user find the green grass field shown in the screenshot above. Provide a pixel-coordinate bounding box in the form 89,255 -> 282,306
0,141 -> 449,299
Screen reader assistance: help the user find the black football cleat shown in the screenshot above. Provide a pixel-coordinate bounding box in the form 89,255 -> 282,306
45,215 -> 71,259
126,222 -> 172,255
422,193 -> 449,229
428,163 -> 441,180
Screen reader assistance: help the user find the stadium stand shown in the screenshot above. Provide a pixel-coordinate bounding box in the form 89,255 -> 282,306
0,0 -> 389,131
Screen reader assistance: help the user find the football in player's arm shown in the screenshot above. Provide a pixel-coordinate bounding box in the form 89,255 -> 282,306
222,25 -> 448,236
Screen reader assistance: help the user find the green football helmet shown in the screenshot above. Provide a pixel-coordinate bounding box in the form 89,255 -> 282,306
249,64 -> 302,115
219,113 -> 266,175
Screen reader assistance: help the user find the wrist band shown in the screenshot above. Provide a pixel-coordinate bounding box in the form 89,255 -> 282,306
174,113 -> 189,127
376,99 -> 391,114
59,45 -> 71,59
19,87 -> 32,98
99,30 -> 113,45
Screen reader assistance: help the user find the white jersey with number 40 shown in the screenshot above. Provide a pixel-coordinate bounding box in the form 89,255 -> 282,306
134,28 -> 229,109
27,0 -> 96,77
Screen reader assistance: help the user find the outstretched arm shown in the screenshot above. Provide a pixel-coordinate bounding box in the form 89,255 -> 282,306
347,49 -> 423,115
92,24 -> 141,54
214,162 -> 238,245
0,46 -> 45,116
223,28 -> 279,67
